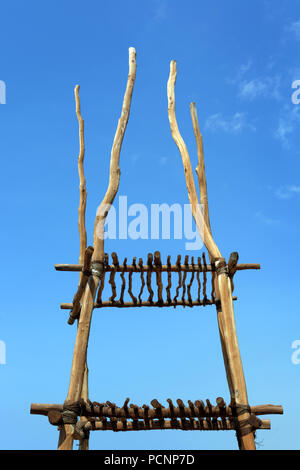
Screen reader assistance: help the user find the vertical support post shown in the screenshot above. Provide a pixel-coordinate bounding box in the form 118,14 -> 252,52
76,84 -> 90,450
58,47 -> 136,450
190,101 -> 236,415
191,104 -> 255,449
58,273 -> 101,450
58,83 -> 91,450
215,258 -> 256,450
167,61 -> 255,450
78,364 -> 89,450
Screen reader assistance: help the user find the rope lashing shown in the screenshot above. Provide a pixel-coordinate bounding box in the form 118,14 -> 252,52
75,420 -> 90,439
82,269 -> 91,277
214,258 -> 229,276
62,401 -> 90,438
62,402 -> 82,425
231,404 -> 262,437
216,265 -> 229,276
91,261 -> 105,279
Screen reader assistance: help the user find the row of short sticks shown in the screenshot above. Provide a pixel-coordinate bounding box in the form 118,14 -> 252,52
31,397 -> 282,434
31,397 -> 283,421
58,249 -> 259,324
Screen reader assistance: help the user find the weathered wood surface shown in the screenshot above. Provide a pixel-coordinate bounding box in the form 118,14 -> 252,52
60,298 -> 237,309
58,84 -> 91,450
60,251 -> 245,316
216,258 -> 256,450
167,60 -> 256,450
31,401 -> 283,419
57,47 -> 137,450
167,61 -> 221,260
190,103 -> 234,435
68,246 -> 94,325
78,364 -> 89,450
75,84 -> 87,274
55,262 -> 260,272
31,50 -> 275,451
228,251 -> 239,292
93,47 -> 137,263
83,418 -> 270,433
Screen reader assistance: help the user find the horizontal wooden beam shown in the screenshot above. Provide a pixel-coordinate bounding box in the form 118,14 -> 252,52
30,402 -> 283,419
55,263 -> 260,273
83,418 -> 270,432
60,298 -> 238,310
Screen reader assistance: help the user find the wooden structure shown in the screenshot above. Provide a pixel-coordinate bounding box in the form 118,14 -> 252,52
30,48 -> 283,450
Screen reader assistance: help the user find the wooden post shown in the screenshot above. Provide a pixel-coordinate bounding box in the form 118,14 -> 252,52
190,103 -> 212,235
190,101 -> 236,408
215,258 -> 256,449
31,402 -> 283,418
58,47 -> 136,450
58,83 -> 90,449
76,84 -> 90,450
190,104 -> 254,449
228,251 -> 239,292
58,84 -> 91,450
167,60 -> 256,450
75,84 -> 87,275
78,364 -> 89,450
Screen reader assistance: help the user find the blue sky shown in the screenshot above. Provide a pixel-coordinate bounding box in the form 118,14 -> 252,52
1,0 -> 300,450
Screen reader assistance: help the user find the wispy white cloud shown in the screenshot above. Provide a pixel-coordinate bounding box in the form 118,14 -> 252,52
275,119 -> 294,147
238,75 -> 281,101
236,61 -> 252,81
227,60 -> 252,85
289,66 -> 300,82
239,79 -> 267,99
286,20 -> 300,40
255,211 -> 279,225
274,106 -> 300,148
231,60 -> 282,101
205,112 -> 255,133
275,185 -> 300,200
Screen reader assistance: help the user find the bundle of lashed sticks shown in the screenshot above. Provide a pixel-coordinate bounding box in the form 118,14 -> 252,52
57,249 -> 260,324
31,397 -> 282,435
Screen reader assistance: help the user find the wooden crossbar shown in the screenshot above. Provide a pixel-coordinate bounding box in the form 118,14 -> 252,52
61,298 -> 237,309
31,400 -> 283,420
79,418 -> 271,433
59,250 -> 254,324
31,396 -> 282,437
55,261 -> 260,273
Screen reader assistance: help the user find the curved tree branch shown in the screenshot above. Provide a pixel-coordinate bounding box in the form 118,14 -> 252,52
167,61 -> 221,260
74,85 -> 87,275
93,47 -> 137,261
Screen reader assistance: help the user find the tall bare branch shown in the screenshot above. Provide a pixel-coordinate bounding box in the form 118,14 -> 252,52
93,47 -> 137,261
167,61 -> 221,260
58,48 -> 137,450
74,85 -> 87,271
168,62 -> 255,450
190,102 -> 212,235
